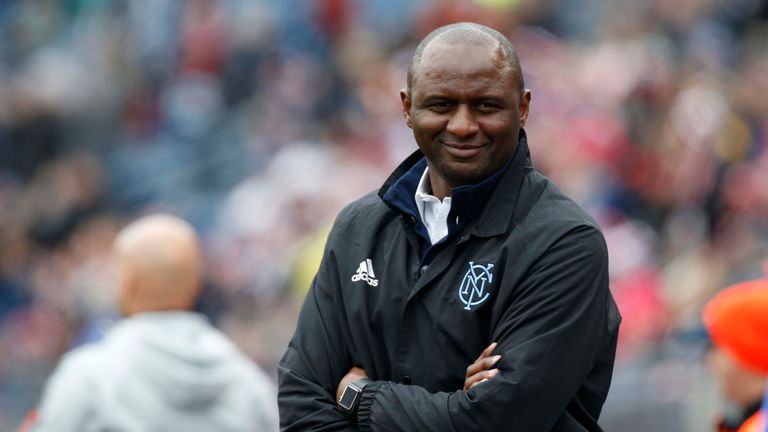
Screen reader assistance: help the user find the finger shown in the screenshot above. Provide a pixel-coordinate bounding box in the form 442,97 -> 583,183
478,342 -> 498,360
466,355 -> 502,377
466,343 -> 498,376
469,369 -> 499,389
464,369 -> 499,392
464,368 -> 499,391
465,355 -> 501,377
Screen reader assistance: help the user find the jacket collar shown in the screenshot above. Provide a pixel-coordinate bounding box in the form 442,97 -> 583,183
379,130 -> 534,239
470,130 -> 534,238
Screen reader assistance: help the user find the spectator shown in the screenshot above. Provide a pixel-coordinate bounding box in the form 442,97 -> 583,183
28,214 -> 278,432
703,279 -> 768,432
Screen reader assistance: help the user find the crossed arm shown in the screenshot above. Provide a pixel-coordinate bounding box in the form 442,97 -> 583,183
278,226 -> 614,431
335,342 -> 501,406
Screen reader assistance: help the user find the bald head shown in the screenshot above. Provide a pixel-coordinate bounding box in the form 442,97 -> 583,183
407,22 -> 524,93
114,214 -> 202,316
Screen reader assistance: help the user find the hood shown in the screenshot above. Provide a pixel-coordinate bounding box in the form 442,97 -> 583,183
110,312 -> 239,409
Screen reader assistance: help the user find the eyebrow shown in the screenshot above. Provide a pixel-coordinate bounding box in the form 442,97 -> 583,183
418,91 -> 511,103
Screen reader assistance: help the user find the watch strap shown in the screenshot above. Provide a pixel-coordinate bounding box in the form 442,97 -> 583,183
339,378 -> 372,417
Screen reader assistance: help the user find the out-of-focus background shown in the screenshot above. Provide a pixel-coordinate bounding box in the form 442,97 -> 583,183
1,0 -> 767,430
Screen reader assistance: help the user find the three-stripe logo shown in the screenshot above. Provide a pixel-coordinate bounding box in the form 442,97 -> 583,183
351,259 -> 379,287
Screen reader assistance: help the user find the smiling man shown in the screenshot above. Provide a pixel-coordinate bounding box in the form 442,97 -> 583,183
278,22 -> 621,431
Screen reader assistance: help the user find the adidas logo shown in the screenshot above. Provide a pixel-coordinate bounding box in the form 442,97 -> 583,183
351,259 -> 379,287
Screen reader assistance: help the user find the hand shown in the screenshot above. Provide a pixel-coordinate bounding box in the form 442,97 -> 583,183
464,342 -> 501,392
337,366 -> 369,406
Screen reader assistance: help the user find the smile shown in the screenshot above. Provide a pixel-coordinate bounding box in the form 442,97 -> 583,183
441,142 -> 486,159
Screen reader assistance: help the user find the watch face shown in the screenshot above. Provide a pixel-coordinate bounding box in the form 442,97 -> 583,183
339,385 -> 360,411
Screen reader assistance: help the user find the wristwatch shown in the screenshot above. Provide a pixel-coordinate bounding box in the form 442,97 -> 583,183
338,378 -> 371,417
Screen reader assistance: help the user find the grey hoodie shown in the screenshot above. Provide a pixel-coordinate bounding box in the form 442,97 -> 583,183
33,312 -> 278,432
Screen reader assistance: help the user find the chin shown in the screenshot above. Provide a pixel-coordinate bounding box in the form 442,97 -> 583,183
441,164 -> 491,187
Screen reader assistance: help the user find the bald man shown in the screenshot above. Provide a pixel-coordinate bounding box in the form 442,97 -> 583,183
279,23 -> 620,431
31,215 -> 279,432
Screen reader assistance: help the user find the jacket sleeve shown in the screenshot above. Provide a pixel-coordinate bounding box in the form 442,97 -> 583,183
278,239 -> 359,431
356,225 -> 616,432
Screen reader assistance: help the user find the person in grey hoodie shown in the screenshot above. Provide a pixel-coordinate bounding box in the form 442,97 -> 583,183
30,214 -> 279,432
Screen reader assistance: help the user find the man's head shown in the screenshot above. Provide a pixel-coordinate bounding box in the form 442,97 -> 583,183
703,279 -> 768,408
406,23 -> 524,94
402,22 -> 531,199
113,214 -> 203,317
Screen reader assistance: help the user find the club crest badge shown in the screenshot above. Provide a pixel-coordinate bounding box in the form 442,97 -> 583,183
459,262 -> 494,311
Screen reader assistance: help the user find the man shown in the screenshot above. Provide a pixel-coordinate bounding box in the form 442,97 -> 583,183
279,22 -> 620,431
30,215 -> 279,432
703,279 -> 768,432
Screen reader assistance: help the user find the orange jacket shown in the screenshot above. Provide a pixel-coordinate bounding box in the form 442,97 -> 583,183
737,411 -> 765,432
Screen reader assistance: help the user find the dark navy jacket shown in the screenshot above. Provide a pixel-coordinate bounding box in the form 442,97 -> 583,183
278,131 -> 621,431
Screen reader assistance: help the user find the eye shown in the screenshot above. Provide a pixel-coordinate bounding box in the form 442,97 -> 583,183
476,102 -> 502,112
428,101 -> 453,112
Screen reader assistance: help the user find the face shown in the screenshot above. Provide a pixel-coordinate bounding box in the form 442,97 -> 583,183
401,41 -> 531,198
706,346 -> 766,408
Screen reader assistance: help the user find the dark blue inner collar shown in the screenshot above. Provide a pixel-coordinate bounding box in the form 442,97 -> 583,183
383,148 -> 517,221
381,143 -> 519,258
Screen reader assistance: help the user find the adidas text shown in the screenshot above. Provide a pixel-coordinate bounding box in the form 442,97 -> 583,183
351,259 -> 379,287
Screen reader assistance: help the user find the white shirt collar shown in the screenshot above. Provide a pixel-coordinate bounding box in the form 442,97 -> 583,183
414,167 -> 451,245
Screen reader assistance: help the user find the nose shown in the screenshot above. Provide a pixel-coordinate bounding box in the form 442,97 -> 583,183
445,104 -> 479,138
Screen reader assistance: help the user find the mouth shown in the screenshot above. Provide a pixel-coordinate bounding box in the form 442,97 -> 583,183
441,141 -> 487,159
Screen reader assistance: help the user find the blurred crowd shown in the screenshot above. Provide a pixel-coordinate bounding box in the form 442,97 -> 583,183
1,0 -> 767,430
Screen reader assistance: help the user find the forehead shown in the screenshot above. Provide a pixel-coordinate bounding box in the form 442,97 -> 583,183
412,42 -> 516,96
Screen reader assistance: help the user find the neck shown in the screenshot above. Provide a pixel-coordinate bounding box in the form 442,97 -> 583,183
426,167 -> 453,200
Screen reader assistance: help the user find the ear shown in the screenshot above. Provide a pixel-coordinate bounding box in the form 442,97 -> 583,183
117,260 -> 137,316
400,89 -> 413,129
519,89 -> 532,128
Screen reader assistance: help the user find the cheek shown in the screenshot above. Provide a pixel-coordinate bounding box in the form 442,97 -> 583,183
720,369 -> 755,404
480,116 -> 518,137
706,349 -> 730,384
413,111 -> 447,132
